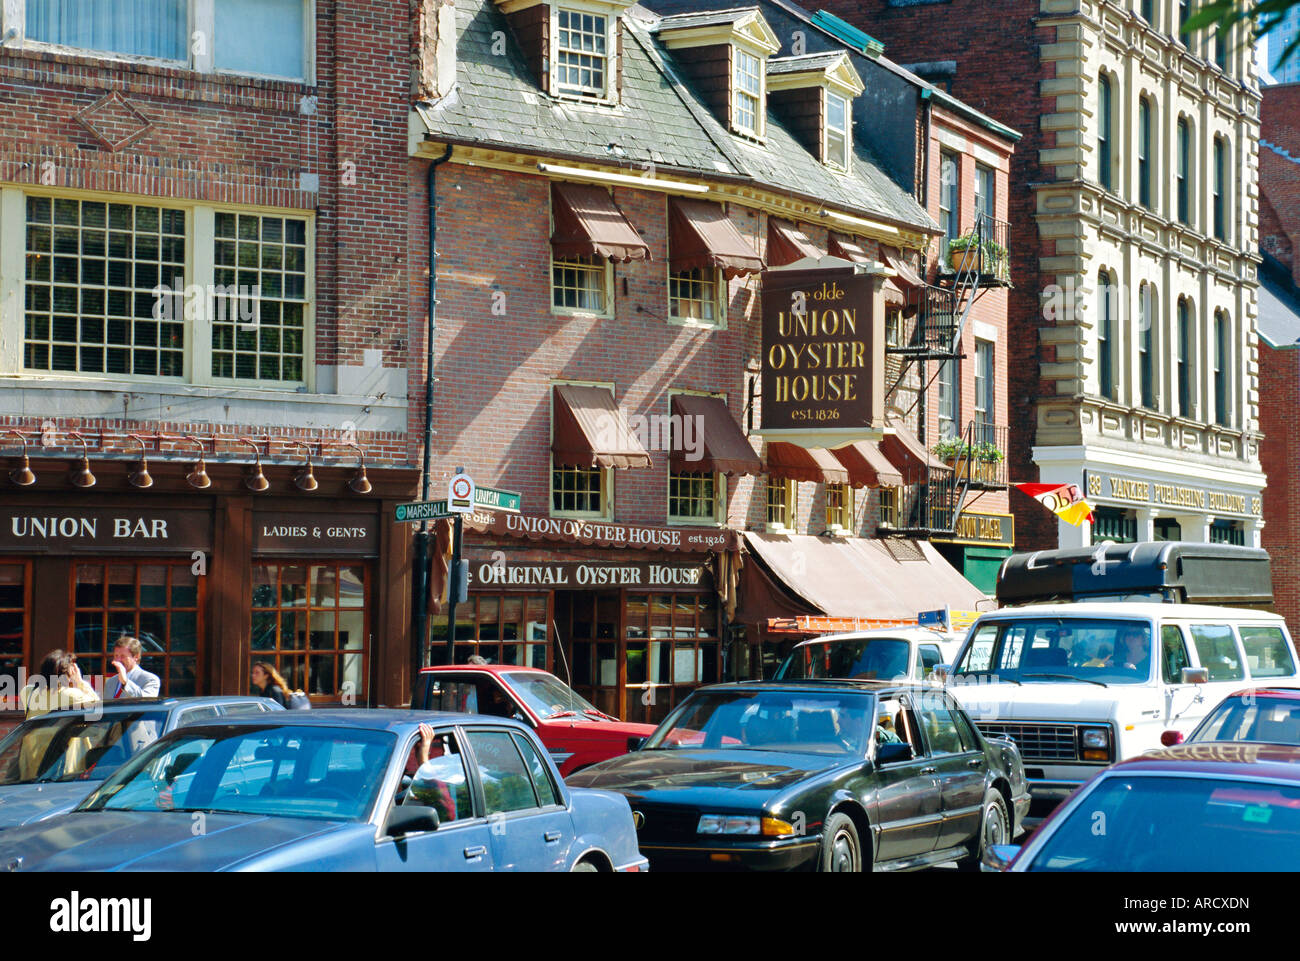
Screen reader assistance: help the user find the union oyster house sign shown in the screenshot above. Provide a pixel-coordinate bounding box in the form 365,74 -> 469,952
758,261 -> 886,446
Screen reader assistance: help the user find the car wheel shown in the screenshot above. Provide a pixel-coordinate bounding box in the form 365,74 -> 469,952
572,858 -> 602,872
817,813 -> 862,873
962,790 -> 1009,870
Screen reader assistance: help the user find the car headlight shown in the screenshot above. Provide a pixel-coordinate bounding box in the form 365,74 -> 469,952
1080,726 -> 1111,760
697,814 -> 761,835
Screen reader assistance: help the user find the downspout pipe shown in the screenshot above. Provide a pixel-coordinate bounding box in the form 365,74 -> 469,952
415,143 -> 454,671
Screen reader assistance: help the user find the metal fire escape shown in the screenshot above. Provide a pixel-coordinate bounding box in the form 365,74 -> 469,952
880,211 -> 1012,538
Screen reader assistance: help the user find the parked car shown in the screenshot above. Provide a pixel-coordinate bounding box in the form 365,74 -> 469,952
0,696 -> 282,830
983,743 -> 1300,871
1163,687 -> 1300,747
567,680 -> 1029,872
413,664 -> 656,776
942,602 -> 1299,809
773,628 -> 963,683
0,710 -> 647,872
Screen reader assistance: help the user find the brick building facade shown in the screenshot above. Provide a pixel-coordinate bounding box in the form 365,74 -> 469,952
0,1 -> 421,715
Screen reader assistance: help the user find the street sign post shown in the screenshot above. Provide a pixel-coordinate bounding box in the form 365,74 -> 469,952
448,472 -> 476,513
395,501 -> 454,523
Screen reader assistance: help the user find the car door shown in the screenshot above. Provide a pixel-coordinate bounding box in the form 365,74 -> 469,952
1159,624 -> 1202,732
872,696 -> 943,861
920,694 -> 987,850
373,727 -> 494,872
916,644 -> 943,681
464,727 -> 574,872
1186,622 -> 1248,727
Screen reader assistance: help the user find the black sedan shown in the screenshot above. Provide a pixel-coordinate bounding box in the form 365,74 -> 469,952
566,681 -> 1030,872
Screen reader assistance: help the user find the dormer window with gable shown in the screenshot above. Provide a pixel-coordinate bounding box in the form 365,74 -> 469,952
495,0 -> 634,104
655,8 -> 780,141
766,51 -> 864,172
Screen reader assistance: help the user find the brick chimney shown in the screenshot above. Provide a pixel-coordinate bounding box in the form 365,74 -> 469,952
414,0 -> 457,102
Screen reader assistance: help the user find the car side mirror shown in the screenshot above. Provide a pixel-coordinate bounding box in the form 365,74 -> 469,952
1180,667 -> 1209,684
981,844 -> 1020,873
627,736 -> 646,752
876,742 -> 914,765
933,664 -> 952,682
1160,730 -> 1185,747
385,803 -> 440,838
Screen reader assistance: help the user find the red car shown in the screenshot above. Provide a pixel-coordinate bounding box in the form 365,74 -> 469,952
413,665 -> 657,777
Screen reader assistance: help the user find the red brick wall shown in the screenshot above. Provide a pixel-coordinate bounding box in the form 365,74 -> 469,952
1262,84 -> 1300,286
820,0 -> 1056,548
1260,343 -> 1300,635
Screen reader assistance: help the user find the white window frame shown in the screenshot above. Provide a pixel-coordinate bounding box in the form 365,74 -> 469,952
5,0 -> 317,84
667,264 -> 727,330
974,339 -> 993,432
766,476 -> 797,533
731,45 -> 765,139
824,482 -> 853,534
549,2 -> 619,104
0,185 -> 315,391
549,379 -> 615,520
666,389 -> 727,527
824,90 -> 850,172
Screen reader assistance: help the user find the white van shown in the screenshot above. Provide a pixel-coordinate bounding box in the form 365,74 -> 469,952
943,602 -> 1299,805
773,627 -> 963,683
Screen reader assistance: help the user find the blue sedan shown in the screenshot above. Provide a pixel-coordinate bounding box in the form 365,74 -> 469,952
0,696 -> 282,830
0,711 -> 647,872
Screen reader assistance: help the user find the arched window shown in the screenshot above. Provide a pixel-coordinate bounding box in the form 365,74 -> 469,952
1177,298 -> 1194,418
1177,117 -> 1192,226
1098,73 -> 1114,191
1098,271 -> 1116,400
1213,137 -> 1227,241
1139,283 -> 1156,408
1138,97 -> 1153,209
1214,310 -> 1230,426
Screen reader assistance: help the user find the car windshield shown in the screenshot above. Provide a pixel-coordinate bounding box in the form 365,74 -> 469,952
504,672 -> 603,719
954,618 -> 1154,684
78,725 -> 395,822
0,710 -> 170,785
776,639 -> 911,681
1192,696 -> 1300,745
1028,774 -> 1300,871
643,689 -> 873,756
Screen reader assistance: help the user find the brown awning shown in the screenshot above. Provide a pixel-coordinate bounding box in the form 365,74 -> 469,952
670,394 -> 763,476
767,219 -> 825,267
879,418 -> 950,484
551,182 -> 651,263
552,384 -> 652,470
831,441 -> 904,488
828,233 -> 902,306
882,245 -> 924,289
766,442 -> 849,484
669,198 -> 765,278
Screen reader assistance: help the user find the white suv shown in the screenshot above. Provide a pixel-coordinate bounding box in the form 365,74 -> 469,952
943,602 -> 1299,805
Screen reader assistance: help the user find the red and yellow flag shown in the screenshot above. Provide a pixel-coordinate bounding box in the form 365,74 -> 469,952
1014,482 -> 1095,527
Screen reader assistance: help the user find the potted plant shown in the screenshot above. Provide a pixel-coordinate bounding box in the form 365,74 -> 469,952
982,239 -> 1010,279
946,232 -> 978,271
932,437 -> 975,476
974,441 -> 1004,482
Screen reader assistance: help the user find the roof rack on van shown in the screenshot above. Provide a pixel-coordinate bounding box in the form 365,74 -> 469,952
996,542 -> 1273,609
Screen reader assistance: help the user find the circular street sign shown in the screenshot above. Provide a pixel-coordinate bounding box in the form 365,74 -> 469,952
396,505 -> 407,521
450,475 -> 473,500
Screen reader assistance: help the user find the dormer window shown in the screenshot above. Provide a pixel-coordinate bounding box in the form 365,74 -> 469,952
733,48 -> 764,137
556,8 -> 609,98
494,0 -> 633,104
766,51 -> 864,172
655,7 -> 779,141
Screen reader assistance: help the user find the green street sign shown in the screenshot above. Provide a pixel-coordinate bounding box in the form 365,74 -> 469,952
474,486 -> 521,513
394,501 -> 453,523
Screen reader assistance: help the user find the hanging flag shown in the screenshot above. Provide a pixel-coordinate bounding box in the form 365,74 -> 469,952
1014,482 -> 1095,527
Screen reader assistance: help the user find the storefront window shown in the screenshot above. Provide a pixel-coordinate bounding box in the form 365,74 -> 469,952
1092,508 -> 1137,544
0,562 -> 29,698
252,563 -> 368,700
428,594 -> 550,669
74,561 -> 201,695
624,593 -> 719,725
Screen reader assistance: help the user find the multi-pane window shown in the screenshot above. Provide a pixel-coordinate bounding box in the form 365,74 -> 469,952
1138,97 -> 1153,209
552,255 -> 608,313
825,91 -> 849,169
885,308 -> 902,347
1213,137 -> 1226,241
1177,118 -> 1191,225
1139,284 -> 1155,409
1178,298 -> 1193,418
25,197 -> 186,376
1092,507 -> 1137,543
669,267 -> 720,323
73,561 -> 201,696
428,594 -> 550,668
878,487 -> 897,528
1210,520 -> 1245,546
974,163 -> 995,223
555,9 -> 608,98
1098,270 -> 1115,400
669,471 -> 717,522
974,340 -> 993,441
733,48 -> 763,136
624,594 -> 720,725
1214,310 -> 1229,426
213,212 -> 308,383
767,477 -> 796,529
1098,74 -> 1114,191
940,152 -> 959,254
0,563 -> 29,696
825,483 -> 853,530
251,564 -> 368,700
937,359 -> 958,439
552,464 -> 605,515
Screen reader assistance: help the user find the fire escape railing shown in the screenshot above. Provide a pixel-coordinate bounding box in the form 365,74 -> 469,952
878,420 -> 1008,538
